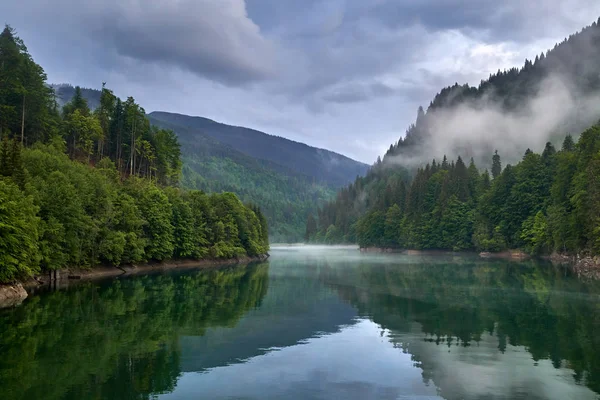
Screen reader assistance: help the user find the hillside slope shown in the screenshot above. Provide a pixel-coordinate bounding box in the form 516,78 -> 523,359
147,115 -> 335,242
148,111 -> 368,187
385,16 -> 600,168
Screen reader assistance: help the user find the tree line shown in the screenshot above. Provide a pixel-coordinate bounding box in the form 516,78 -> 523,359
307,125 -> 600,255
0,25 -> 269,284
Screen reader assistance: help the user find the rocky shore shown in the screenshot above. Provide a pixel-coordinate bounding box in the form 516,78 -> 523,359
0,283 -> 28,308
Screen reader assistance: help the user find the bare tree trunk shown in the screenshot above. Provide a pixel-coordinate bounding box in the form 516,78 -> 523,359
130,116 -> 136,176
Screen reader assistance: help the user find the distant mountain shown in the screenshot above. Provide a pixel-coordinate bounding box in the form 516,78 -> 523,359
148,111 -> 368,188
147,115 -> 336,242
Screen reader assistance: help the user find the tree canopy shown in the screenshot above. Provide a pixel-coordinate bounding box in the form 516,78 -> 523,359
0,25 -> 269,284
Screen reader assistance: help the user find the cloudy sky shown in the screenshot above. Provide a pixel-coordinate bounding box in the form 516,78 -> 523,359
3,0 -> 600,163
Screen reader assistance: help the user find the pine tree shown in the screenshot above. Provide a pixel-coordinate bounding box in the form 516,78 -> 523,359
492,150 -> 501,179
562,135 -> 575,152
0,137 -> 10,176
305,214 -> 317,242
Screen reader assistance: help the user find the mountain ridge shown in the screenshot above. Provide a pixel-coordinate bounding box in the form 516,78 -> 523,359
148,111 -> 368,187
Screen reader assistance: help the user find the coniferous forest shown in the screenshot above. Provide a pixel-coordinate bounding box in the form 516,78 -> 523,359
0,26 -> 269,284
309,132 -> 600,255
307,18 -> 600,256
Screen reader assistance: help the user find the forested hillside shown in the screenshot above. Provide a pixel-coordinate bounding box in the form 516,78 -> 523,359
55,87 -> 356,243
149,112 -> 368,187
308,17 -> 600,255
148,115 -> 336,243
0,25 -> 268,284
51,84 -> 102,110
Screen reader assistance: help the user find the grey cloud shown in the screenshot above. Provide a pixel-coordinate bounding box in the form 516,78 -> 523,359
357,0 -> 600,42
11,0 -> 276,86
321,82 -> 398,104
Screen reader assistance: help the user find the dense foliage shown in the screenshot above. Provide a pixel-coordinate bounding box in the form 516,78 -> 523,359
0,25 -> 268,283
148,114 -> 351,243
146,115 -> 335,243
309,128 -> 600,255
54,89 -> 343,244
181,153 -> 334,243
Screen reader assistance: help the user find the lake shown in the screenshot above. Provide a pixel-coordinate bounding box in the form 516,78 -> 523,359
1,246 -> 600,400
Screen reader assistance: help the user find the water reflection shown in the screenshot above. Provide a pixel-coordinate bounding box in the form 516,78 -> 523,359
316,254 -> 600,399
0,264 -> 269,400
2,248 -> 600,400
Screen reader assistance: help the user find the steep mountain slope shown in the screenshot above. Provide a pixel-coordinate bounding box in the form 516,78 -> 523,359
148,111 -> 368,187
385,17 -> 600,168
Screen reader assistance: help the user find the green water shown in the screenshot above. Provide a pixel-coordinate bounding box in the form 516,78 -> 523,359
2,246 -> 600,400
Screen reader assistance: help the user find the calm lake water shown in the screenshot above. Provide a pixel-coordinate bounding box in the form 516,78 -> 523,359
2,246 -> 600,400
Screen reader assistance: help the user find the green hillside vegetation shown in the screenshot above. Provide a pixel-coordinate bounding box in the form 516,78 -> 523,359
51,84 -> 102,110
309,17 -> 600,255
0,25 -> 268,284
148,116 -> 336,243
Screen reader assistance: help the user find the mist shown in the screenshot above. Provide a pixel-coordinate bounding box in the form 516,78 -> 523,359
388,73 -> 600,168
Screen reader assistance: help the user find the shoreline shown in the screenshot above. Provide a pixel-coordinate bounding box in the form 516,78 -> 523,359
0,254 -> 269,309
358,247 -> 600,273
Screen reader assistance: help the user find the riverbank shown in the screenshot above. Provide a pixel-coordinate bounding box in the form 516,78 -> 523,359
359,247 -> 600,277
0,254 -> 270,309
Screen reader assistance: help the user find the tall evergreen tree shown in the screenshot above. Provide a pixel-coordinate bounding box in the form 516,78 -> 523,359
492,150 -> 502,179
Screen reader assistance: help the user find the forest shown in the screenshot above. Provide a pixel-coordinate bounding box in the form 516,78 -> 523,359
308,17 -> 600,256
309,128 -> 600,255
0,25 -> 269,284
147,114 -> 337,243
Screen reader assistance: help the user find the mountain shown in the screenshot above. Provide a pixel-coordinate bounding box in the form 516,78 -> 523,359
50,87 -> 367,242
146,115 -> 336,242
148,111 -> 368,188
384,16 -> 600,168
308,17 -> 600,255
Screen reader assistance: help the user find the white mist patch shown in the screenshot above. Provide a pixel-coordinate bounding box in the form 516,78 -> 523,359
387,74 -> 600,167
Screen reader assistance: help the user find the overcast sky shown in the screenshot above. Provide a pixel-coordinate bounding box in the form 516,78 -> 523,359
3,0 -> 600,163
